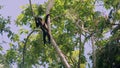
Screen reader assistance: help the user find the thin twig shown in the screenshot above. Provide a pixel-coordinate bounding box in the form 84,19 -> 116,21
29,0 -> 35,17
76,19 -> 90,34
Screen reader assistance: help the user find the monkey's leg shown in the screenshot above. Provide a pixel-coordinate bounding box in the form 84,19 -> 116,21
47,32 -> 51,44
43,30 -> 47,44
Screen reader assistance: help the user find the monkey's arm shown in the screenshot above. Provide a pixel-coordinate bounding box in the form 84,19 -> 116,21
45,14 -> 50,24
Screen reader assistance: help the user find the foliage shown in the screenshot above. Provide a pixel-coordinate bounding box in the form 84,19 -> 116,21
96,38 -> 120,68
0,5 -> 11,68
0,15 -> 12,35
15,0 -> 92,67
95,0 -> 120,68
0,0 -> 120,68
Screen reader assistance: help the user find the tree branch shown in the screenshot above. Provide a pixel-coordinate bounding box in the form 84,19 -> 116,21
29,0 -> 35,17
22,29 -> 41,67
46,0 -> 71,68
76,19 -> 90,34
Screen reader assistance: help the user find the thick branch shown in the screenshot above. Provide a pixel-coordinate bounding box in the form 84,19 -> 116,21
46,0 -> 71,68
46,0 -> 54,14
50,36 -> 71,68
91,36 -> 96,68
